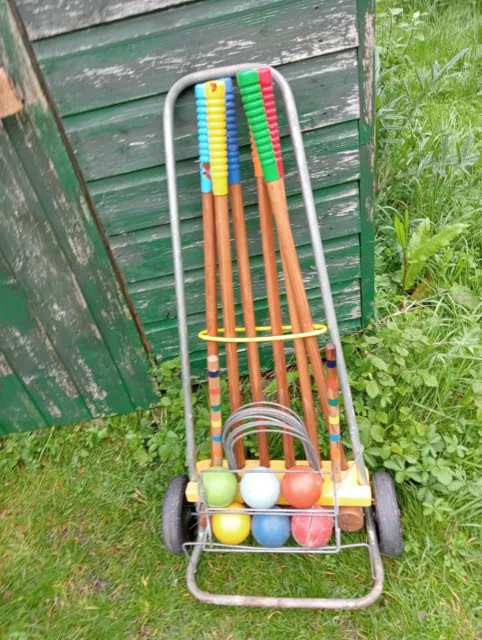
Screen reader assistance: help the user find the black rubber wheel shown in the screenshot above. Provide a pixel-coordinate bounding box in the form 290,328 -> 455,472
372,471 -> 403,557
161,474 -> 197,555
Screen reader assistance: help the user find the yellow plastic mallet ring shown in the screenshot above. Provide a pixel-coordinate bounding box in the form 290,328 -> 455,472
198,324 -> 328,344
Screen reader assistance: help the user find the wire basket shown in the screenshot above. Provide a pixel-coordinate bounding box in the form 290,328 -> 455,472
185,402 -> 368,557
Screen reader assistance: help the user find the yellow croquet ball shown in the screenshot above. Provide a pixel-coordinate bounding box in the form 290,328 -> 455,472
212,501 -> 251,545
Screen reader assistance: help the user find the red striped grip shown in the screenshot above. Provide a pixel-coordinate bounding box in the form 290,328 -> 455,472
258,68 -> 283,178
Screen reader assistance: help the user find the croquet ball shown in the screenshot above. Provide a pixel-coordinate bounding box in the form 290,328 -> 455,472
202,467 -> 238,508
292,506 -> 334,548
281,465 -> 322,509
251,507 -> 291,548
212,502 -> 251,545
240,466 -> 280,509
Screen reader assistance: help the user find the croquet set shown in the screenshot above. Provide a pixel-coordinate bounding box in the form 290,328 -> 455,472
162,64 -> 403,609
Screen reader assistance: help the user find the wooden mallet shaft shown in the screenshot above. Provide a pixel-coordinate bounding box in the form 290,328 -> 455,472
225,79 -> 270,467
257,69 -> 321,464
206,80 -> 245,468
208,354 -> 223,466
325,343 -> 343,481
250,137 -> 296,469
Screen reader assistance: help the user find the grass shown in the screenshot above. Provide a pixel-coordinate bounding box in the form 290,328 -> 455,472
1,0 -> 482,637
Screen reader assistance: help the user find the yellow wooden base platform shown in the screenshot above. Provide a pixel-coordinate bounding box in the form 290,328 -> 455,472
186,459 -> 372,507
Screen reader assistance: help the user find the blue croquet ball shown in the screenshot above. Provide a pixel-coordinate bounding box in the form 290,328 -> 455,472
240,466 -> 280,509
252,507 -> 291,548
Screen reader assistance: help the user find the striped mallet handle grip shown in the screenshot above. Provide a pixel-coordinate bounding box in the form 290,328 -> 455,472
195,83 -> 212,193
208,355 -> 223,466
205,80 -> 228,196
223,77 -> 241,185
325,343 -> 342,482
258,68 -> 284,178
237,69 -> 279,183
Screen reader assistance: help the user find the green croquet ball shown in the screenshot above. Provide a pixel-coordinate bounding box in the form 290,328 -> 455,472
202,467 -> 238,507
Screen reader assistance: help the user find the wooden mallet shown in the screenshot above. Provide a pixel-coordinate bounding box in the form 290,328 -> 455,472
224,78 -> 270,467
250,70 -> 319,466
205,80 -> 245,468
250,136 -> 297,469
195,82 -> 219,466
238,69 -> 347,472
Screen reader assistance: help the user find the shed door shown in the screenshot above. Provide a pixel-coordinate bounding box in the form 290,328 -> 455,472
0,0 -> 157,435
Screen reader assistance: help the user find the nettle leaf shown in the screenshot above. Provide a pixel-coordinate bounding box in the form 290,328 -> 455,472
376,411 -> 389,424
433,467 -> 453,486
450,284 -> 479,310
472,381 -> 482,395
369,355 -> 389,371
370,423 -> 386,443
447,479 -> 465,492
423,374 -> 439,388
381,444 -> 392,460
366,380 -> 380,399
384,456 -> 405,472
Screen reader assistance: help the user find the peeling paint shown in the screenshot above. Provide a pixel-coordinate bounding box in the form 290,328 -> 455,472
363,10 -> 375,128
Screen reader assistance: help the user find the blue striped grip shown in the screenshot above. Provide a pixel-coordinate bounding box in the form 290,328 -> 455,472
194,83 -> 212,193
223,77 -> 241,185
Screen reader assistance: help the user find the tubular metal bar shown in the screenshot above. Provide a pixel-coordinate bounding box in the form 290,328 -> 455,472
186,507 -> 383,609
164,64 -> 382,608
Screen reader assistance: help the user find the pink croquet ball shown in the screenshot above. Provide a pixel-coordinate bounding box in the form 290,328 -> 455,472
291,505 -> 334,548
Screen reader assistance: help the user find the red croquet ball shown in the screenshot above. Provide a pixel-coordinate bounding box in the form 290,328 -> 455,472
292,506 -> 334,548
281,465 -> 322,509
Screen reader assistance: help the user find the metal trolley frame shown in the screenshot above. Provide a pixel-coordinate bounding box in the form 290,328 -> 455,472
163,64 -> 385,609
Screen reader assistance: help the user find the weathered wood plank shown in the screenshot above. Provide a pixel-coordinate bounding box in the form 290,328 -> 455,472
0,350 -> 46,434
0,252 -> 90,425
1,0 -> 157,411
0,126 -> 133,416
130,239 -> 361,327
92,123 -> 361,237
17,0 -> 197,40
33,0 -> 359,116
146,280 -> 361,362
110,194 -> 361,285
65,52 -> 359,181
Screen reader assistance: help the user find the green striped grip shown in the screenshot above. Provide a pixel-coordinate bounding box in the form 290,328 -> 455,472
236,69 -> 279,183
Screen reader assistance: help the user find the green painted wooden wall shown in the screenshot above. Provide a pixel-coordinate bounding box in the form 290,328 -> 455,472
0,0 -> 157,434
15,0 -> 376,375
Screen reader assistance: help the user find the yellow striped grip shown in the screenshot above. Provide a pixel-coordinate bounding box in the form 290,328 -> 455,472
205,81 -> 228,196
